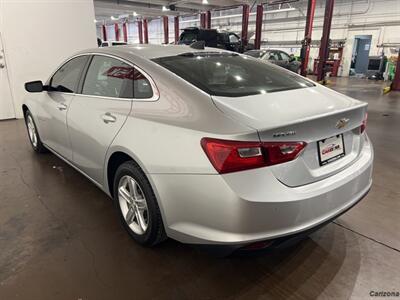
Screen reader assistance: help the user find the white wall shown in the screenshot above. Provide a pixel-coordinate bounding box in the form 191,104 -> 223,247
0,34 -> 15,119
0,0 -> 97,119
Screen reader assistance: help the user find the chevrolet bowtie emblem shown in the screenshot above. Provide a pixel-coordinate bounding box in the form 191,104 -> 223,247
335,118 -> 350,129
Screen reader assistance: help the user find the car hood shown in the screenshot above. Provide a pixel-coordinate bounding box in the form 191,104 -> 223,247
211,85 -> 365,130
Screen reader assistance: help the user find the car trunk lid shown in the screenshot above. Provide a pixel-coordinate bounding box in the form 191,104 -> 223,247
212,85 -> 368,186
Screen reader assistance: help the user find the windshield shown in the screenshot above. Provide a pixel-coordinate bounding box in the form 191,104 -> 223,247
153,53 -> 314,97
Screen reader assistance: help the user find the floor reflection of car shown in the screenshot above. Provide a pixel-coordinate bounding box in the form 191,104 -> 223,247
101,41 -> 128,47
245,49 -> 301,73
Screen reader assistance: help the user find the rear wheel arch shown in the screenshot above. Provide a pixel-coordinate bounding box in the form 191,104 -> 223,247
106,151 -> 152,198
107,151 -> 135,198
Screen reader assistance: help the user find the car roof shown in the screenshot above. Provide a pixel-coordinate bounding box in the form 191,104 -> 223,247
77,44 -> 229,60
182,27 -> 217,32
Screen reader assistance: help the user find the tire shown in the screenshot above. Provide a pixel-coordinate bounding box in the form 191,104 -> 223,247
113,161 -> 166,246
24,110 -> 47,153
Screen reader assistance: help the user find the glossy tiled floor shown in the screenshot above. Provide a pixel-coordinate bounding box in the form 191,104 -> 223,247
0,77 -> 399,299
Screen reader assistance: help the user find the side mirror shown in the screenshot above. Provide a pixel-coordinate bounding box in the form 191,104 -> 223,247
289,56 -> 296,62
25,80 -> 44,93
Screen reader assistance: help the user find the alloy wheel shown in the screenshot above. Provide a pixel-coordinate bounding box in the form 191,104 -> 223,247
27,115 -> 38,147
118,175 -> 149,235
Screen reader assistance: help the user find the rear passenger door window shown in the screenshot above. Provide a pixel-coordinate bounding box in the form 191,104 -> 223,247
82,55 -> 134,98
82,55 -> 154,99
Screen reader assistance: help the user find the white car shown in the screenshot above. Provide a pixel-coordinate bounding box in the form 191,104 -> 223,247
22,44 -> 373,253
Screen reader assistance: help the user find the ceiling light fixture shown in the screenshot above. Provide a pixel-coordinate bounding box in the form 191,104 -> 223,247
179,7 -> 297,24
162,5 -> 170,11
133,11 -> 138,17
202,0 -> 209,4
110,16 -> 117,20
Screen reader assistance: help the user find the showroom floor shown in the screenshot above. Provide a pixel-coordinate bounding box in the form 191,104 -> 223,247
0,77 -> 399,299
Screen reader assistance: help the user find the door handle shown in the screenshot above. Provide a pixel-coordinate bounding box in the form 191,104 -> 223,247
102,112 -> 117,124
57,103 -> 68,111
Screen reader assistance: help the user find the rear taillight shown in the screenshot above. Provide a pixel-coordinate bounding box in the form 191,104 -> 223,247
360,112 -> 368,134
201,138 -> 307,174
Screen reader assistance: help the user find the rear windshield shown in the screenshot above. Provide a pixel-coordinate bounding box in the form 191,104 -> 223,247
152,53 -> 314,97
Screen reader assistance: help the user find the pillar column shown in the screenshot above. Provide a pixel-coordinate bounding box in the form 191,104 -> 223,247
300,0 -> 316,76
317,0 -> 335,82
254,5 -> 264,50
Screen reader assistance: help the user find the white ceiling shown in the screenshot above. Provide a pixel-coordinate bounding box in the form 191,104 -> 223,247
94,0 -> 299,23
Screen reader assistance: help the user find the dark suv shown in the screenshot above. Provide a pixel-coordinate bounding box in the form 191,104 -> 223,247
178,27 -> 243,52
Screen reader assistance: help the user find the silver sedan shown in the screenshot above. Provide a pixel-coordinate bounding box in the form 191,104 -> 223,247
23,44 -> 373,251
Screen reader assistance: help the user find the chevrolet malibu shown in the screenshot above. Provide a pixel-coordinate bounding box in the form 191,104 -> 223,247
23,44 -> 373,251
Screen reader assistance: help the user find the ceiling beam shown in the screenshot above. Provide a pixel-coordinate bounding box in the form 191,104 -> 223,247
93,0 -> 272,22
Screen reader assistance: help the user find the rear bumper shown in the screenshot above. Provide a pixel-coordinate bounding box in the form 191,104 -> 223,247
150,135 -> 373,245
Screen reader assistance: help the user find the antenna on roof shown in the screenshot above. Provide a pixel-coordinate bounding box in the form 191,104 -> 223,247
189,40 -> 205,50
